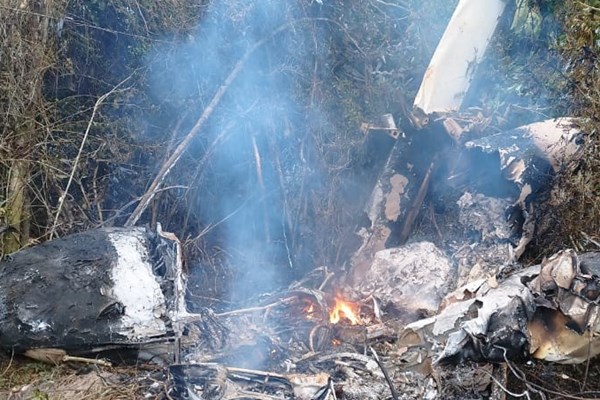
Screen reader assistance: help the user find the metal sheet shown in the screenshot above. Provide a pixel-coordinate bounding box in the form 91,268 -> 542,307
413,0 -> 507,115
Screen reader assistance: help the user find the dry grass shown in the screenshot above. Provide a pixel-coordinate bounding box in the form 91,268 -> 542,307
0,355 -> 167,400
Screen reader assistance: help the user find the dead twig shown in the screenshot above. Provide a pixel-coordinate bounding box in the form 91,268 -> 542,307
309,324 -> 330,352
270,136 -> 294,269
498,348 -> 550,399
252,135 -> 271,243
62,355 -> 112,367
124,27 -> 284,227
309,351 -> 373,365
225,366 -> 288,381
318,270 -> 335,291
181,122 -> 235,234
126,47 -> 258,225
313,377 -> 337,400
576,0 -> 600,12
581,231 -> 600,249
1,350 -> 15,378
328,378 -> 338,400
125,17 -> 369,227
399,158 -> 436,244
214,297 -> 295,318
582,311 -> 599,391
24,348 -> 112,367
50,75 -> 132,239
481,368 -> 532,399
369,346 -> 399,400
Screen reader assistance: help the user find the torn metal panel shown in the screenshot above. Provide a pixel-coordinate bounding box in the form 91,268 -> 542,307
404,268 -> 538,364
412,0 -> 507,118
406,249 -> 600,366
0,227 -> 189,362
349,134 -> 420,282
456,118 -> 581,259
528,307 -> 600,363
459,118 -> 580,208
360,114 -> 400,139
465,118 -> 580,184
440,268 -> 537,363
526,250 -> 600,363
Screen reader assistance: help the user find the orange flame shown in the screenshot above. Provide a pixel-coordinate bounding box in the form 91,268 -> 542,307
329,296 -> 361,325
303,303 -> 316,320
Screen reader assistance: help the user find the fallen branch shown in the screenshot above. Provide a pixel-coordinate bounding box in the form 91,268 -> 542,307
124,44 -> 256,227
369,346 -> 399,400
24,348 -> 112,367
214,297 -> 296,318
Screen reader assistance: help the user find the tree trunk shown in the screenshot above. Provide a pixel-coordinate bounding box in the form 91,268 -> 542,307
4,159 -> 29,253
0,0 -> 57,253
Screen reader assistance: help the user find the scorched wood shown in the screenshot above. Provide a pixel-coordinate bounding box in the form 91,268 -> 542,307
0,226 -> 189,362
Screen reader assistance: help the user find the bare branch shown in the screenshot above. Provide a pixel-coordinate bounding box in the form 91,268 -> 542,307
49,76 -> 132,239
125,17 -> 368,227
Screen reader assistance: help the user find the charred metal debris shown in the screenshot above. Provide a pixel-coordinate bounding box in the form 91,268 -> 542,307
1,0 -> 597,399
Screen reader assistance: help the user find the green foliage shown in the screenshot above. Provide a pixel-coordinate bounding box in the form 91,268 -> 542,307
32,389 -> 50,400
521,0 -> 600,255
462,0 -> 570,131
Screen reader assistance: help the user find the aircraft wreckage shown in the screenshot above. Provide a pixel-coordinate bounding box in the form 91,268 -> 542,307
0,0 -> 596,398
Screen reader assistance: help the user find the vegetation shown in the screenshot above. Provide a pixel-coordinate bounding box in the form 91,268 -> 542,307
536,0 -> 600,255
1,0 -> 600,398
0,0 -> 461,299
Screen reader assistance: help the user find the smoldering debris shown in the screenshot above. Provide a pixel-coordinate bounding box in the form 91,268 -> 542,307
1,1 -> 594,399
0,226 -> 190,364
404,249 -> 600,366
354,242 -> 454,321
461,118 -> 581,260
6,226 -> 600,398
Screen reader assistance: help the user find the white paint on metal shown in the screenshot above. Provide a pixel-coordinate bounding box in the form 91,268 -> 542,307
521,117 -> 580,171
108,230 -> 167,339
413,0 -> 507,115
30,320 -> 51,333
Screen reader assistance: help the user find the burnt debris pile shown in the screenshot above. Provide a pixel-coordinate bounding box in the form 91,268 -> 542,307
1,0 -> 599,399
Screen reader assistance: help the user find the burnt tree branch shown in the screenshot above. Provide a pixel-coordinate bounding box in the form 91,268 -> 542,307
124,18 -> 368,227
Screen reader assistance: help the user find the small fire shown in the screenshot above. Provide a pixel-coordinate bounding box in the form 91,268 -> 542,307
329,296 -> 361,325
303,301 -> 317,320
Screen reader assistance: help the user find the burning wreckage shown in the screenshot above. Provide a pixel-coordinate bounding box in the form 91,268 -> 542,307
0,1 -> 596,399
